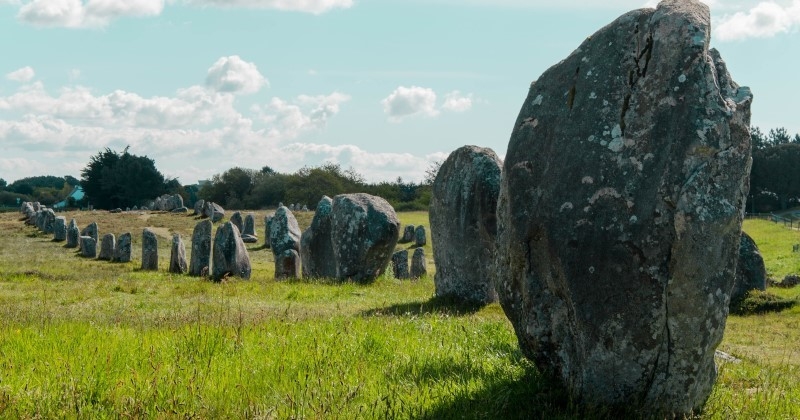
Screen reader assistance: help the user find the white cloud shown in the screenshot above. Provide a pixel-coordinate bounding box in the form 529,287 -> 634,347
11,0 -> 351,28
6,66 -> 35,82
716,1 -> 800,41
205,56 -> 268,95
282,143 -> 447,182
442,90 -> 473,112
252,92 -> 350,138
183,0 -> 354,15
381,86 -> 439,122
17,0 -> 164,28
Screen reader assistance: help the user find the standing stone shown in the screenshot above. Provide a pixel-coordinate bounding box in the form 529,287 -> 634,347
276,249 -> 301,279
732,232 -> 767,305
193,199 -> 205,216
300,196 -> 337,279
53,216 -> 67,242
430,146 -> 502,304
411,248 -> 427,279
391,250 -> 410,279
189,220 -> 213,276
169,233 -> 188,274
494,1 -> 753,415
79,236 -> 97,258
331,193 -> 401,283
98,233 -> 116,261
230,211 -> 244,233
66,219 -> 80,248
399,225 -> 415,243
212,222 -> 251,281
264,215 -> 273,248
80,222 -> 98,253
243,213 -> 256,236
141,229 -> 159,271
270,206 -> 302,279
414,225 -> 427,247
203,201 -> 225,223
42,209 -> 56,234
113,233 -> 132,263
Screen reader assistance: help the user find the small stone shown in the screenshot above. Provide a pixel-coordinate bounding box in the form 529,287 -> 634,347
98,233 -> 115,261
399,225 -> 415,243
141,228 -> 158,271
275,249 -> 301,279
53,216 -> 67,242
391,250 -> 410,279
169,233 -> 188,274
411,248 -> 427,279
189,220 -> 213,277
66,219 -> 79,248
230,211 -> 243,232
414,225 -> 427,247
80,236 -> 97,258
243,213 -> 256,236
212,222 -> 251,281
113,233 -> 132,263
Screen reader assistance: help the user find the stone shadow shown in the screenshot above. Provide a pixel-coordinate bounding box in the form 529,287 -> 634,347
361,294 -> 485,317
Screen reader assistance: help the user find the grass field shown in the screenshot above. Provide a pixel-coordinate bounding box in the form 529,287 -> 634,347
1,212 -> 800,418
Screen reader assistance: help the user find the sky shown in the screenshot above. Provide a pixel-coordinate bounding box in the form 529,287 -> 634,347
1,0 -> 798,185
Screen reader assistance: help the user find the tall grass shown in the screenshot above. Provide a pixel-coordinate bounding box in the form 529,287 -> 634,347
0,212 -> 799,418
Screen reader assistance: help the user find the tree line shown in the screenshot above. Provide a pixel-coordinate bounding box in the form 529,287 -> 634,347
749,127 -> 800,212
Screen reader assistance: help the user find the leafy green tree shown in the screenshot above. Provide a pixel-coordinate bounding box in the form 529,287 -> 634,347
751,126 -> 767,150
81,147 -> 168,209
750,143 -> 800,211
0,178 -> 6,190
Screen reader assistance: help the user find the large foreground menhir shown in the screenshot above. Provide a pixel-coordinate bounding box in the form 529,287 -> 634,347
495,0 -> 752,415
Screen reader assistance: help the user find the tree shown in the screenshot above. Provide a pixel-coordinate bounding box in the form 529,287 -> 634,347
0,178 -> 6,190
768,127 -> 791,146
423,159 -> 444,186
751,126 -> 767,150
80,147 -> 168,209
749,143 -> 800,211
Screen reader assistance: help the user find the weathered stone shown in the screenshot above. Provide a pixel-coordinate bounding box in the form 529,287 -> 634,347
80,222 -> 98,253
411,248 -> 427,279
494,1 -> 752,414
171,207 -> 189,214
80,236 -> 97,258
243,213 -> 256,236
414,225 -> 427,247
113,233 -> 132,263
66,219 -> 80,248
212,222 -> 251,281
193,199 -> 205,216
778,274 -> 800,288
53,216 -> 67,242
203,201 -> 225,223
189,220 -> 213,277
264,215 -> 273,248
430,145 -> 502,304
732,232 -> 767,304
391,250 -> 409,279
230,211 -> 244,232
169,233 -> 188,274
270,206 -> 302,278
98,233 -> 115,261
269,206 -> 301,256
154,194 -> 184,211
141,228 -> 159,271
42,209 -> 56,233
109,208 -> 122,214
241,234 -> 258,243
300,196 -> 337,279
399,225 -> 415,243
275,249 -> 301,279
331,193 -> 400,283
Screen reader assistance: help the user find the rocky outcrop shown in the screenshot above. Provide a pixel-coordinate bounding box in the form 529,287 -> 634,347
494,0 -> 752,415
430,146 -> 502,304
212,222 -> 251,281
300,196 -> 337,278
331,193 -> 400,283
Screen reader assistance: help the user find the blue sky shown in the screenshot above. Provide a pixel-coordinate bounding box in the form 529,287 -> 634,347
1,0 -> 798,184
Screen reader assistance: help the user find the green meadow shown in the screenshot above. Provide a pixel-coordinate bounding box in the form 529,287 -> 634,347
1,212 -> 799,418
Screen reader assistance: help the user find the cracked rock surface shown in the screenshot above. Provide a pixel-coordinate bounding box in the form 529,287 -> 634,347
494,0 -> 752,415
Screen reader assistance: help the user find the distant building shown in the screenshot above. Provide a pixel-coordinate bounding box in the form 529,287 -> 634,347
53,185 -> 85,209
